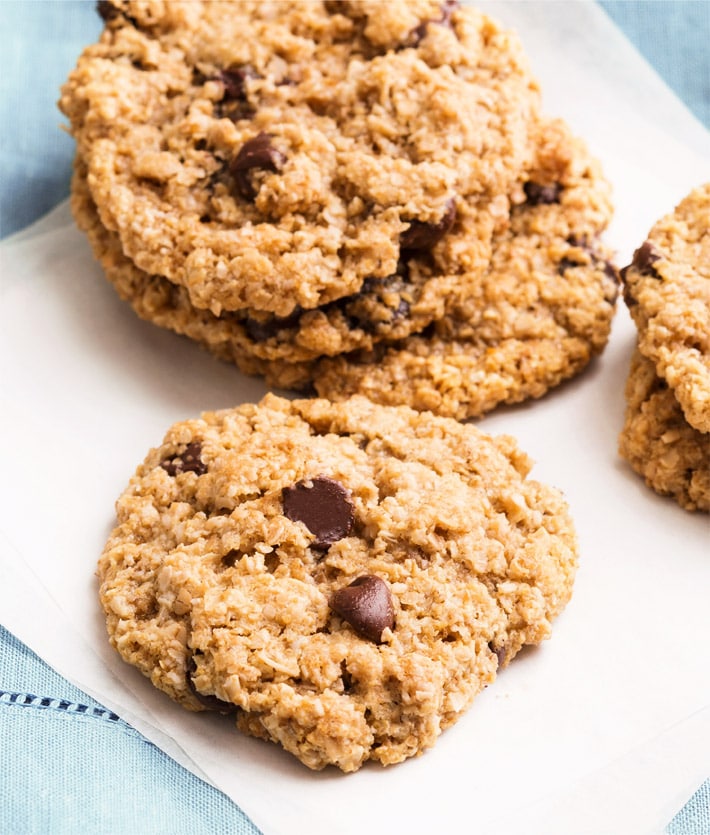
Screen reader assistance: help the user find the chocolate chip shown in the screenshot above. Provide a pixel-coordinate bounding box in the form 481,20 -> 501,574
557,256 -> 583,275
488,642 -> 507,668
604,260 -> 620,282
282,476 -> 354,548
409,0 -> 459,45
630,240 -> 662,277
622,279 -> 637,308
230,132 -> 286,200
186,657 -> 238,714
96,1 -> 118,20
242,309 -> 302,342
215,66 -> 258,121
219,65 -> 257,100
96,0 -> 138,26
160,442 -> 207,476
329,576 -> 395,643
524,181 -> 562,206
339,268 -> 412,334
400,198 -> 456,251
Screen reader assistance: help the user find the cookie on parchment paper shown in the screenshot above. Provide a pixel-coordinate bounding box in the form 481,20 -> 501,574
59,0 -> 540,316
618,348 -> 709,513
295,118 -> 619,417
72,116 -> 619,415
70,157 -> 496,365
98,394 -> 578,772
622,183 -> 710,434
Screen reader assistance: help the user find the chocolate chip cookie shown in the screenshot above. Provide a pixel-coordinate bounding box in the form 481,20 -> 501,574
70,158 -> 497,364
619,348 -> 709,512
622,183 -> 710,433
72,115 -> 618,410
98,394 -> 578,771
60,0 -> 539,317
293,118 -> 619,417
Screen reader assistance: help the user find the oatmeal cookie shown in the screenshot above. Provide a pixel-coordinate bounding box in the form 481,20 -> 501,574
619,348 -> 709,512
98,394 -> 578,771
70,159 -> 497,364
622,183 -> 710,433
72,117 -> 617,406
59,0 -> 539,316
292,118 -> 619,417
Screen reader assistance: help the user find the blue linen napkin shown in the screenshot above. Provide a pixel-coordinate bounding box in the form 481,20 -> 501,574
0,626 -> 261,835
667,781 -> 710,835
1,2 -> 708,833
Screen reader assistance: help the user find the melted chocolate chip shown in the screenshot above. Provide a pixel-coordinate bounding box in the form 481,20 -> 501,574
622,281 -> 638,308
160,442 -> 207,476
630,240 -> 662,277
230,132 -> 286,199
604,260 -> 620,282
524,181 -> 562,206
488,642 -> 507,668
282,476 -> 354,548
557,256 -> 584,275
341,269 -> 412,333
96,0 -> 138,26
96,1 -> 118,20
186,657 -> 238,714
219,66 -> 257,100
242,309 -> 302,342
329,576 -> 395,643
216,66 -> 258,121
400,198 -> 456,251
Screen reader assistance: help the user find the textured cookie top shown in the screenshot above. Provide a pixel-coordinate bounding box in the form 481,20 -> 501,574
622,183 -> 710,433
98,394 -> 577,771
60,0 -> 539,315
300,118 -> 618,417
619,349 -> 710,513
70,157 -> 498,363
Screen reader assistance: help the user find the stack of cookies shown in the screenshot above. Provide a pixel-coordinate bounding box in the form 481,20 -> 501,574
58,1 -> 623,772
60,0 -> 619,420
619,183 -> 710,512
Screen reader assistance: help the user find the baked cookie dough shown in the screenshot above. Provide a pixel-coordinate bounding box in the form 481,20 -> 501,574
60,0 -> 539,316
98,394 -> 578,771
70,159 -> 496,364
619,349 -> 709,513
73,116 -> 618,412
297,118 -> 619,417
622,183 -> 710,433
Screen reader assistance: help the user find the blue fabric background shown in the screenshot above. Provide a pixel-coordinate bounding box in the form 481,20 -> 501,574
1,2 -> 708,832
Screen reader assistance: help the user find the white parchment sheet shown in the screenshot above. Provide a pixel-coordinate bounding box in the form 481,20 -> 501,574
1,3 -> 709,833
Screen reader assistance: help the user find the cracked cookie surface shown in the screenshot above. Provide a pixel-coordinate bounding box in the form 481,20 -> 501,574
72,116 -> 617,408
287,118 -> 618,416
622,183 -> 710,433
70,159 -> 498,364
60,0 -> 539,316
98,394 -> 578,771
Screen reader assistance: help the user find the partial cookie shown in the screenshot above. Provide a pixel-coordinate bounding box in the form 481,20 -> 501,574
293,118 -> 619,417
73,117 -> 618,409
622,183 -> 710,433
71,159 -> 496,363
59,0 -> 539,316
619,349 -> 709,512
98,393 -> 578,772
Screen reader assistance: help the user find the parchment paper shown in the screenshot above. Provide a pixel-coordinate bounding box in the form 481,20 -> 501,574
1,3 -> 709,833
